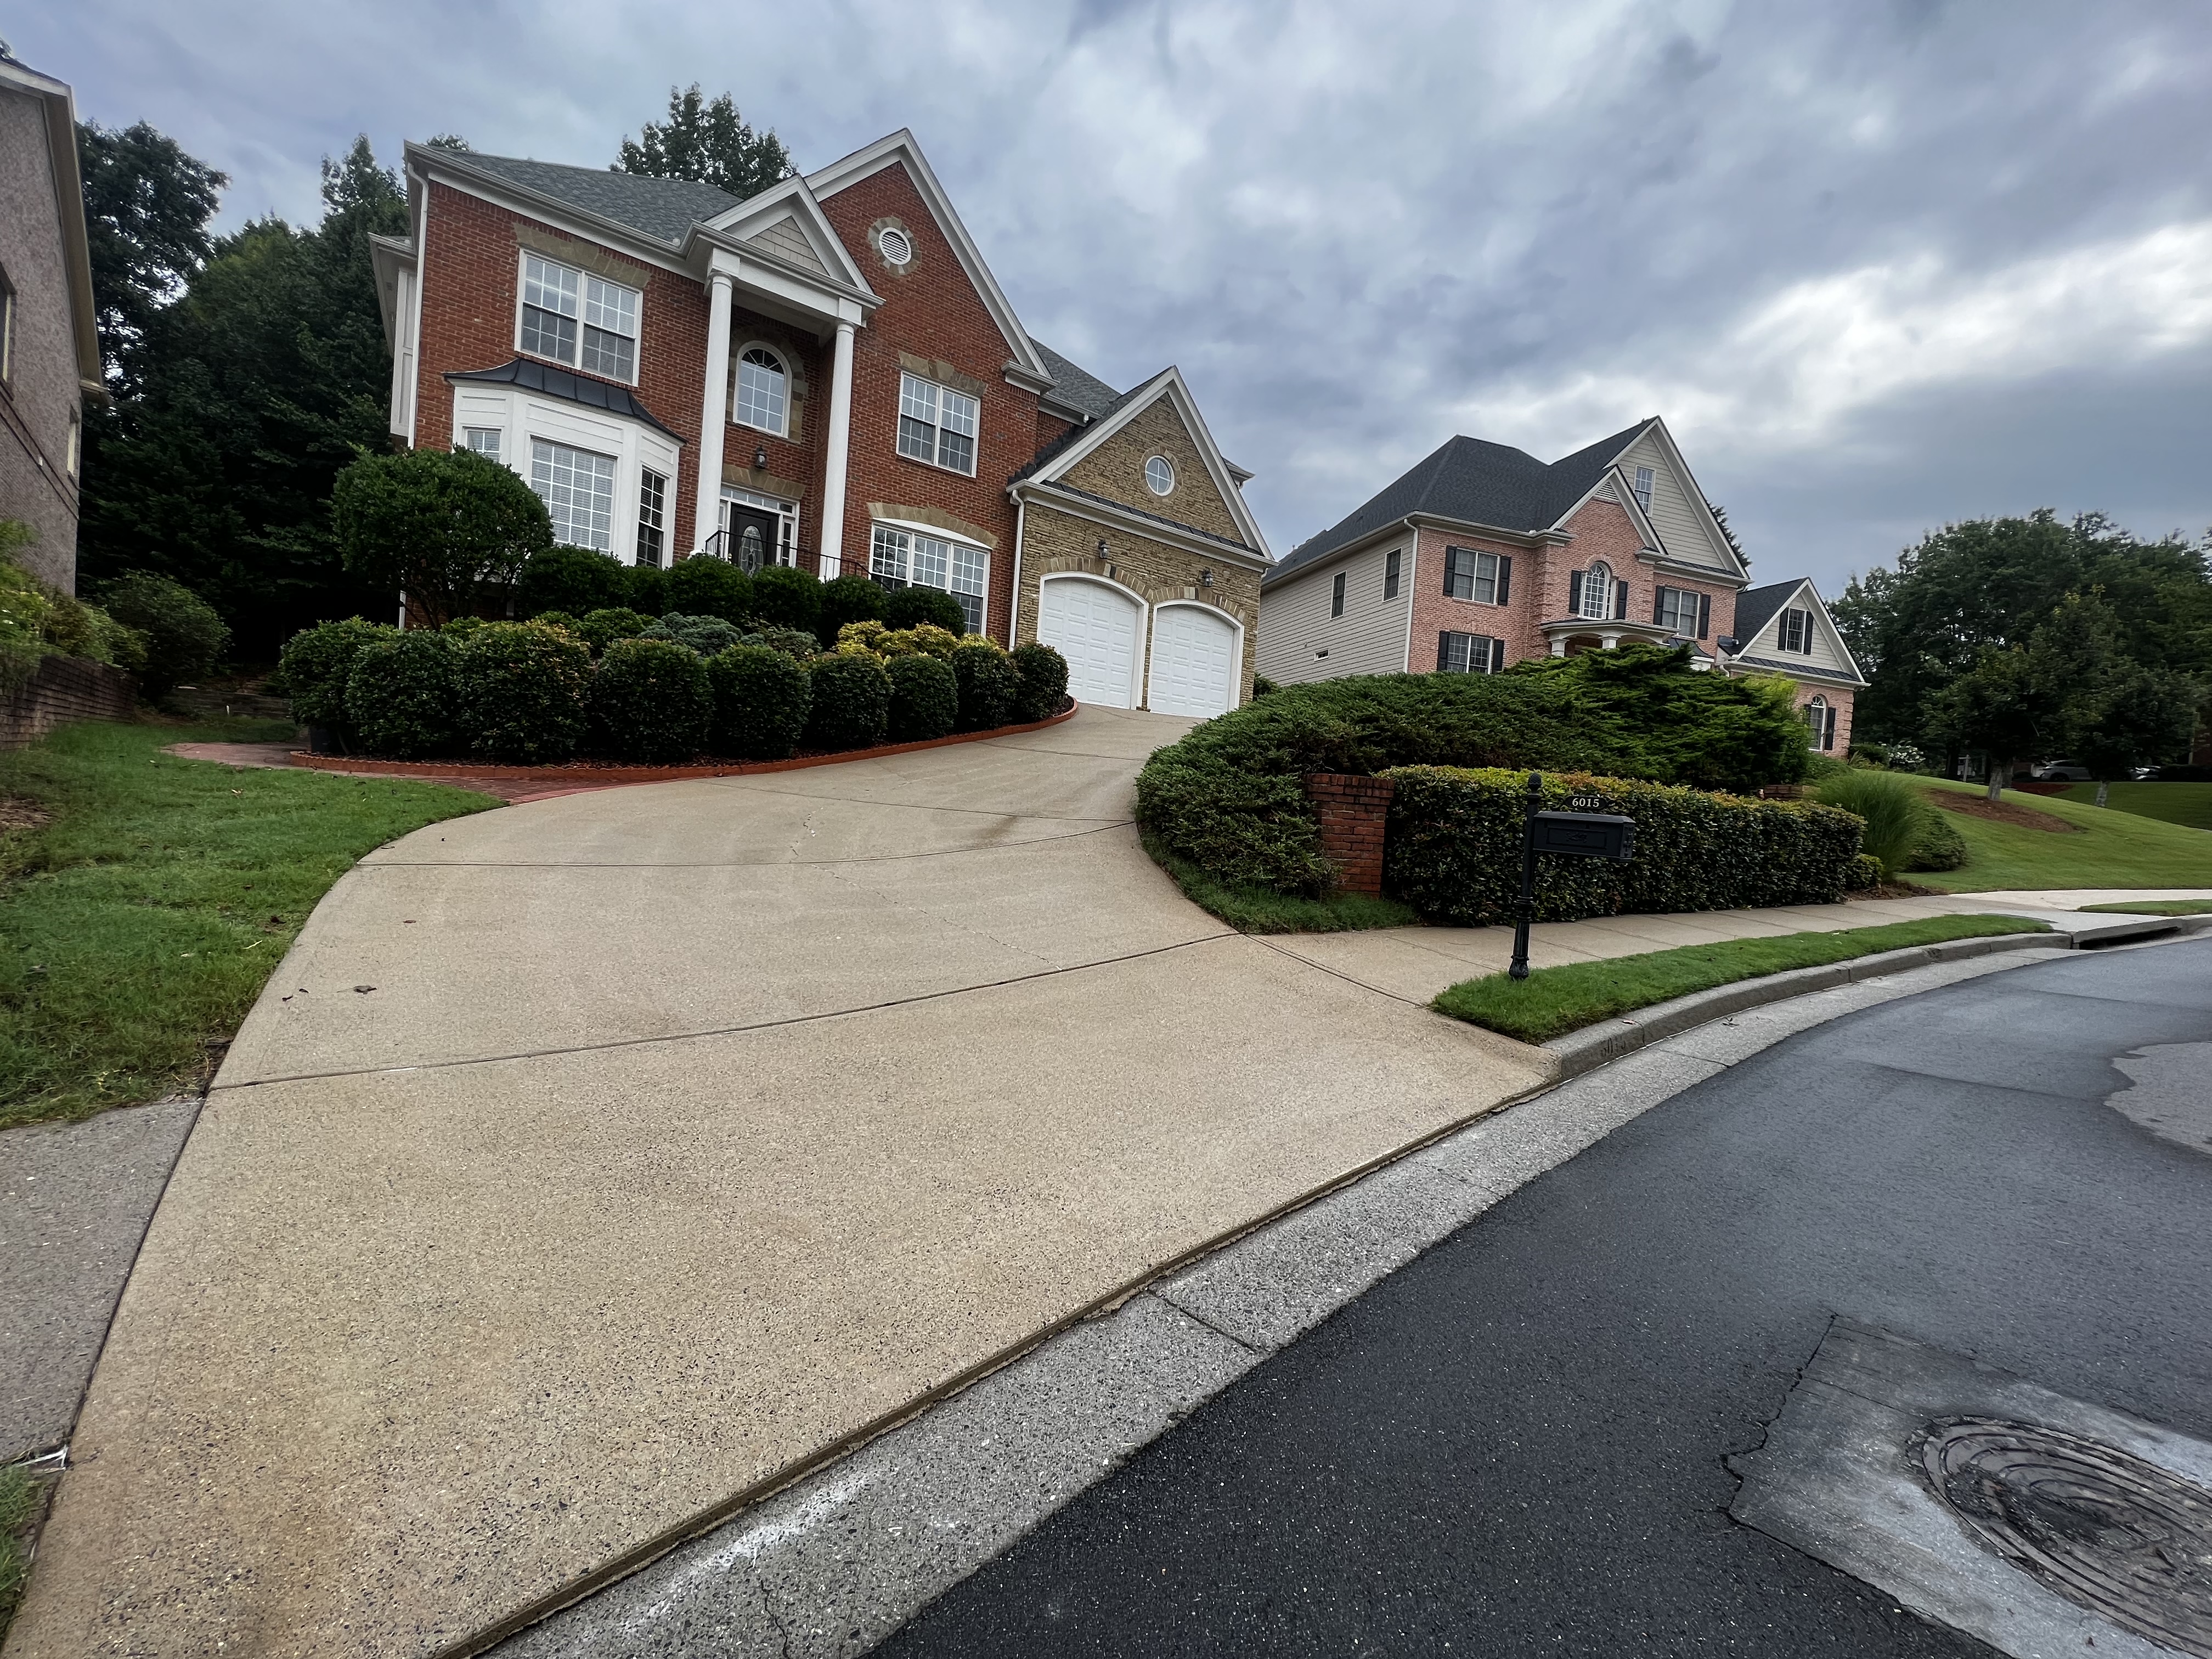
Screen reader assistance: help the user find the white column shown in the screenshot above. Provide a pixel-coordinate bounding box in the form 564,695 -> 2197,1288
692,270 -> 734,552
817,319 -> 857,578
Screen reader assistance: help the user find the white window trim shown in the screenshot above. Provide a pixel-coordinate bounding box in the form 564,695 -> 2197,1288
1146,599 -> 1245,715
1579,562 -> 1615,620
512,248 -> 645,387
452,383 -> 677,566
871,515 -> 991,630
720,484 -> 802,568
731,340 -> 791,437
1145,455 -> 1175,496
895,371 -> 980,477
1039,571 -> 1148,709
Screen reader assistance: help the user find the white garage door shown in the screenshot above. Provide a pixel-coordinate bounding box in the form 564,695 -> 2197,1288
1037,578 -> 1140,709
1147,604 -> 1237,718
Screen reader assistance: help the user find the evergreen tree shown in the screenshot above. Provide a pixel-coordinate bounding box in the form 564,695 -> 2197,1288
76,120 -> 229,396
614,86 -> 793,200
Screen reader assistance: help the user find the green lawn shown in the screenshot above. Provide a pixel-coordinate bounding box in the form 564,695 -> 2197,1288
1908,777 -> 2212,891
1432,913 -> 2053,1045
0,719 -> 496,1129
2047,781 -> 2212,831
1141,830 -> 1418,933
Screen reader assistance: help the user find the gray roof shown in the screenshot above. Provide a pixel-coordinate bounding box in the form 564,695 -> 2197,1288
446,357 -> 681,440
449,152 -> 743,246
1726,652 -> 1862,685
1728,580 -> 1807,647
1265,421 -> 1651,588
1029,338 -> 1124,421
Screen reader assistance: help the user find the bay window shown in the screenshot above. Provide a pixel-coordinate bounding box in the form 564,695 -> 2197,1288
530,438 -> 618,552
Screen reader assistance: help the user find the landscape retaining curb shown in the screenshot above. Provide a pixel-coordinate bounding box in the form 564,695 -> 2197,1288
1540,912 -> 2212,1080
286,700 -> 1080,785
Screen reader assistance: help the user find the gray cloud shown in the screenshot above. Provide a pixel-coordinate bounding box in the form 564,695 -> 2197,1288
27,0 -> 2212,592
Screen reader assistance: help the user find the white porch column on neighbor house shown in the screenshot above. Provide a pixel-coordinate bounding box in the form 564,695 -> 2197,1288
692,269 -> 735,552
817,319 -> 857,578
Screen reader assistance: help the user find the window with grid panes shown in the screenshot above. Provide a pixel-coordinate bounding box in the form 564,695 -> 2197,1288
636,470 -> 668,567
461,427 -> 502,464
871,523 -> 986,633
519,252 -> 639,382
1654,585 -> 1700,634
896,373 -> 978,473
1777,607 -> 1813,653
529,438 -> 617,552
1443,546 -> 1509,603
1438,632 -> 1502,674
1384,548 -> 1401,599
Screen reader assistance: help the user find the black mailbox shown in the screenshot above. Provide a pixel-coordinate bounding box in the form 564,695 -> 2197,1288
1531,810 -> 1635,862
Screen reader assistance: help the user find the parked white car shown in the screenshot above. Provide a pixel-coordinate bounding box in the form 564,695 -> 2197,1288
2032,759 -> 2093,781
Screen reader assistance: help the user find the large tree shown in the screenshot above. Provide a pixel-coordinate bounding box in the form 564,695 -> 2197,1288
76,120 -> 229,396
614,86 -> 793,200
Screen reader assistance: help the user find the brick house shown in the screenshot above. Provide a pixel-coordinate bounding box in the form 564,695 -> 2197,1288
371,129 -> 1270,715
1253,418 -> 1866,752
0,45 -> 103,592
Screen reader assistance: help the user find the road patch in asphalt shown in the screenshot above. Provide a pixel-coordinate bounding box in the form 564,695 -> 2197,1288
2106,1042 -> 2212,1155
1730,1318 -> 2212,1659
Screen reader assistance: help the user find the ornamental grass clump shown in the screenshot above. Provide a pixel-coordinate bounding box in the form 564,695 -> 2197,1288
455,621 -> 592,763
708,644 -> 812,759
950,637 -> 1020,731
345,630 -> 459,759
1813,768 -> 1966,876
804,651 -> 891,751
586,637 -> 712,763
886,652 -> 958,742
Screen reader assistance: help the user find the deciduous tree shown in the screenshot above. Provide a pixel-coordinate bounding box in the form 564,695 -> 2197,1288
331,448 -> 551,628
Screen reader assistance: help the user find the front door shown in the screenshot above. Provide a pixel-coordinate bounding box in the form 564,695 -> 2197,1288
723,503 -> 778,573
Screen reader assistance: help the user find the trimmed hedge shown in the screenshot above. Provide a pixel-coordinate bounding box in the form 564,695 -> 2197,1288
641,612 -> 747,656
739,623 -> 822,662
885,585 -> 968,635
623,563 -> 666,618
816,573 -> 888,648
887,652 -> 958,742
751,563 -> 821,635
1906,808 -> 1967,872
280,617 -> 396,733
1011,642 -> 1069,723
709,644 -> 812,760
455,621 -> 593,763
586,637 -> 712,763
517,546 -> 629,620
577,607 -> 648,656
1382,766 -> 1866,925
951,639 -> 1021,731
345,631 -> 459,759
665,556 -> 753,623
805,651 -> 891,751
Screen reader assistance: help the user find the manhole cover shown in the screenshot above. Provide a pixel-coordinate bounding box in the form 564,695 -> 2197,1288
1919,1417 -> 2212,1656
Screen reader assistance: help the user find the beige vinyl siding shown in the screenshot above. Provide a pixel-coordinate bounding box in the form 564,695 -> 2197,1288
744,215 -> 829,275
1755,592 -> 1857,678
1616,435 -> 1734,574
1256,544 -> 1413,685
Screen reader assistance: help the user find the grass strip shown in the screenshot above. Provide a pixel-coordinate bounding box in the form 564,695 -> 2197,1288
1141,830 -> 1418,934
2079,899 -> 2212,916
0,1461 -> 38,1630
1432,913 -> 2052,1045
2050,781 -> 2212,832
1906,778 -> 2212,891
0,719 -> 498,1130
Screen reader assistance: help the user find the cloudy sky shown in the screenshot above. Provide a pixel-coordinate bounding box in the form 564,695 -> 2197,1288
22,0 -> 2212,594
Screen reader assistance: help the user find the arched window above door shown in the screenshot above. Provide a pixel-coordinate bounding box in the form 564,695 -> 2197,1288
735,345 -> 788,436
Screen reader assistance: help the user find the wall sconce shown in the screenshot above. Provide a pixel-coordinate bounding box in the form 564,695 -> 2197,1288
753,445 -> 769,470
1199,568 -> 1214,588
1095,538 -> 1109,559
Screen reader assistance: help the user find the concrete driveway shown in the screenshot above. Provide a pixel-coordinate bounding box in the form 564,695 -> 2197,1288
10,709 -> 1553,1659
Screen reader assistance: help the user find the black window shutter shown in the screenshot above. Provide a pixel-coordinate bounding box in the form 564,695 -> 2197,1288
1496,555 -> 1510,606
1697,592 -> 1711,639
1437,631 -> 1453,673
1489,636 -> 1506,673
1568,570 -> 1583,616
1614,579 -> 1628,620
1652,586 -> 1667,625
1825,704 -> 1838,750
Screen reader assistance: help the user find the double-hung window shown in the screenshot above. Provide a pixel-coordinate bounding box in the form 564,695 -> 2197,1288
735,346 -> 787,435
1331,572 -> 1347,617
530,438 -> 617,552
1633,466 -> 1655,510
1384,548 -> 1401,600
1442,545 -> 1510,605
520,252 -> 640,382
1654,585 -> 1709,637
1776,607 -> 1813,653
1438,632 -> 1504,674
636,470 -> 668,568
897,373 -> 978,474
871,523 -> 986,633
461,427 -> 503,464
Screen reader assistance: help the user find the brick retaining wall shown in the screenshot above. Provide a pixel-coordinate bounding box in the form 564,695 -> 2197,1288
1,654 -> 137,751
1304,772 -> 1395,896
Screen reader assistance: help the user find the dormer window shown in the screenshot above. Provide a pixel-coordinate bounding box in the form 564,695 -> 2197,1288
735,346 -> 788,436
1777,607 -> 1813,653
518,251 -> 640,383
1633,466 -> 1655,510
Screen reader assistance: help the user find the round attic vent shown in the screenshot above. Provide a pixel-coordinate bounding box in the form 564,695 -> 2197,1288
877,227 -> 912,266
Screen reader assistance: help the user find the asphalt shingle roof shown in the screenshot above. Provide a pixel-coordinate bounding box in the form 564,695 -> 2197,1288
1265,421 -> 1652,588
1029,339 -> 1124,421
1726,580 -> 1806,648
450,152 -> 744,247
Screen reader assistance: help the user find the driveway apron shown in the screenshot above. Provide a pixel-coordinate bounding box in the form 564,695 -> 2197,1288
7,709 -> 1551,1659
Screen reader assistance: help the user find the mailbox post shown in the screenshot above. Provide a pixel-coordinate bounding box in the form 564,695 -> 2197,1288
1507,772 -> 1638,980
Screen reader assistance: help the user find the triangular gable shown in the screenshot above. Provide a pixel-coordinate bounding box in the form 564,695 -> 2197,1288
703,175 -> 874,294
1549,417 -> 1747,580
805,130 -> 1051,382
1728,578 -> 1867,684
1028,367 -> 1271,556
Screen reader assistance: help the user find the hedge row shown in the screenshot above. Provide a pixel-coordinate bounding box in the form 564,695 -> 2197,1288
1381,766 -> 1867,925
280,614 -> 1069,766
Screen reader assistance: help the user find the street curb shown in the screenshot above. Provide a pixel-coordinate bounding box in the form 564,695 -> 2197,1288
1540,914 -> 2211,1082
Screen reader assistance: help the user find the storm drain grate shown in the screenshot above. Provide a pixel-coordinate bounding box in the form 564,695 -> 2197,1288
1919,1417 -> 2212,1657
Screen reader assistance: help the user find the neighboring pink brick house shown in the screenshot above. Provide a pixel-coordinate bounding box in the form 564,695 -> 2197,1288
1254,418 -> 1866,753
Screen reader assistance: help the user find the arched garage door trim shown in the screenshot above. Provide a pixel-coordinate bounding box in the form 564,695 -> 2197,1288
1146,599 -> 1244,718
1037,572 -> 1147,710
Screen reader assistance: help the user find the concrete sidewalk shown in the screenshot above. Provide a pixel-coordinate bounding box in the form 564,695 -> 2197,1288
15,714 -> 2198,1659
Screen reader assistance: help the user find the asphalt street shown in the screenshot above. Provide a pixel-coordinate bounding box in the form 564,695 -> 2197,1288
879,938 -> 2212,1657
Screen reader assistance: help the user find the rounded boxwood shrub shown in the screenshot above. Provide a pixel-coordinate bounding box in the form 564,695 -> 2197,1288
586,637 -> 712,763
516,545 -> 629,620
804,651 -> 891,752
441,614 -> 486,641
100,571 -> 230,695
345,630 -> 459,759
750,563 -> 821,636
455,620 -> 592,763
280,617 -> 395,733
667,555 -> 754,623
531,610 -> 580,635
622,562 -> 667,618
884,584 -> 968,634
577,607 -> 648,657
1011,642 -> 1069,722
1905,805 -> 1968,872
738,623 -> 822,662
708,644 -> 811,760
950,638 -> 1020,731
815,573 -> 888,649
886,652 -> 958,743
640,612 -> 747,657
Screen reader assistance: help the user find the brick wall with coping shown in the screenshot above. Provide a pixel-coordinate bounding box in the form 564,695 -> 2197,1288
2,654 -> 136,750
1304,772 -> 1394,896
